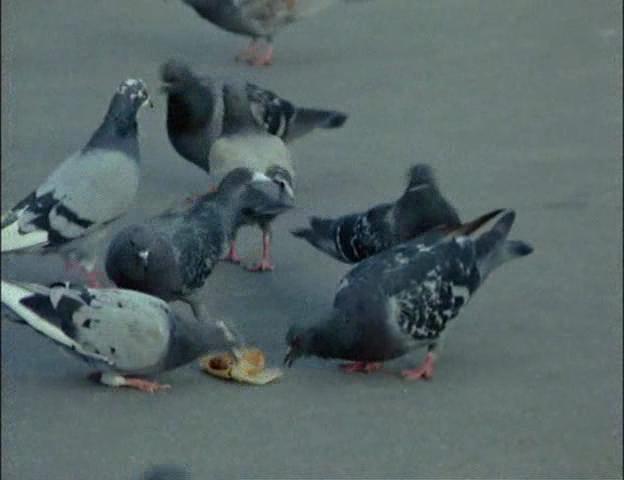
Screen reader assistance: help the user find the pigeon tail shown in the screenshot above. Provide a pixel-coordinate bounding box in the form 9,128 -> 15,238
1,207 -> 49,253
296,108 -> 348,130
1,281 -> 79,349
160,59 -> 197,88
1,280 -> 113,363
474,210 -> 533,278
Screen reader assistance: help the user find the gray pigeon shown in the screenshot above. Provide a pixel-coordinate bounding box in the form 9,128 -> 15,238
1,79 -> 152,287
161,59 -> 347,174
1,279 -> 235,392
180,0 -> 338,65
292,164 -> 462,263
208,81 -> 296,271
105,168 -> 293,317
284,209 -> 533,380
142,464 -> 191,480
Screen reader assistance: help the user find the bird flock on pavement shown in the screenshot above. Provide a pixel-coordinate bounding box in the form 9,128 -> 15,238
1,0 -> 533,393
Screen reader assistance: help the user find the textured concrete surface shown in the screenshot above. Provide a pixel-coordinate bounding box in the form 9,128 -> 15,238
2,1 -> 622,479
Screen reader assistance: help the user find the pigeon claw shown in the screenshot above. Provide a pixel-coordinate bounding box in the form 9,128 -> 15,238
124,378 -> 171,393
246,260 -> 275,272
223,242 -> 242,264
401,353 -> 435,381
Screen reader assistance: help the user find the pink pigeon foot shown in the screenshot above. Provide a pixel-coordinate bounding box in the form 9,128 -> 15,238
223,241 -> 242,264
123,377 -> 171,393
249,45 -> 273,66
64,260 -> 103,288
247,258 -> 275,272
84,270 -> 104,289
236,40 -> 258,63
401,352 -> 436,380
246,231 -> 274,272
340,361 -> 383,374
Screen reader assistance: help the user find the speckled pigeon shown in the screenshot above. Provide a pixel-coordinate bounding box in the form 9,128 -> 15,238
179,0 -> 339,65
284,209 -> 533,380
292,164 -> 461,263
160,59 -> 347,174
1,79 -> 152,287
105,168 -> 293,317
1,279 -> 236,392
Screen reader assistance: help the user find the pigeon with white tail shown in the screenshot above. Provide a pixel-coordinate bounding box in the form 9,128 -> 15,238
1,79 -> 152,287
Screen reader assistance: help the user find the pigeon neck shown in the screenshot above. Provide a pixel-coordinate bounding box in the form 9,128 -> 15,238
86,96 -> 140,159
166,316 -> 230,369
188,194 -> 240,246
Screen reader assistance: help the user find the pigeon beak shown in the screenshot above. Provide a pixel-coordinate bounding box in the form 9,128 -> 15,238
283,346 -> 295,367
137,249 -> 150,265
141,95 -> 154,108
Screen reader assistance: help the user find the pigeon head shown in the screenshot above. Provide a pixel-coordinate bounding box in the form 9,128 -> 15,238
108,78 -> 152,120
241,171 -> 295,218
284,324 -> 312,367
105,225 -> 171,289
160,60 -> 197,93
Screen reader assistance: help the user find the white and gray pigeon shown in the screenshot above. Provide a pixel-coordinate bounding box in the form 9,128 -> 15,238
284,209 -> 533,380
179,0 -> 339,65
292,164 -> 462,263
105,168 -> 293,318
1,279 -> 236,393
160,59 -> 347,174
208,81 -> 296,271
0,79 -> 152,287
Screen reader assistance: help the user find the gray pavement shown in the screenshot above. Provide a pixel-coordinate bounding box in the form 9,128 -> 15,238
1,1 -> 622,478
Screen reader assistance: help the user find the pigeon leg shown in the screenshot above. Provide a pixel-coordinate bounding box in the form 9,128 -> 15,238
236,39 -> 258,62
92,372 -> 171,393
247,229 -> 274,272
401,352 -> 436,380
340,361 -> 383,373
250,41 -> 274,66
223,240 -> 242,264
64,259 -> 103,288
84,269 -> 103,289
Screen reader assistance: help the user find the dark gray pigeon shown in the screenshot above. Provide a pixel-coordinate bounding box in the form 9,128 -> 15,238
1,79 -> 152,287
179,0 -> 338,65
292,164 -> 461,263
209,81 -> 296,271
284,209 -> 533,380
160,59 -> 347,173
142,464 -> 191,480
105,168 -> 293,317
1,279 -> 235,392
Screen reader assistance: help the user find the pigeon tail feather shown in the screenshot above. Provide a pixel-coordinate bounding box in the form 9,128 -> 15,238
475,210 -> 533,277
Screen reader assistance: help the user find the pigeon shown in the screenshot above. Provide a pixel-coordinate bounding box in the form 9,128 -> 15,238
284,209 -> 533,380
1,279 -> 236,392
105,168 -> 293,318
142,464 -> 191,480
179,0 -> 338,65
160,59 -> 347,174
208,81 -> 296,271
1,79 -> 152,287
292,164 -> 462,263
